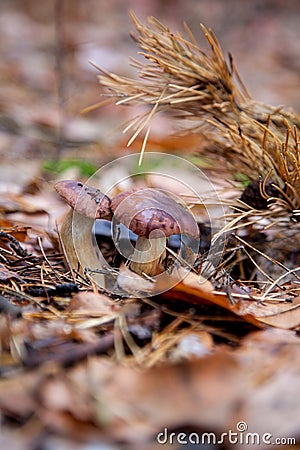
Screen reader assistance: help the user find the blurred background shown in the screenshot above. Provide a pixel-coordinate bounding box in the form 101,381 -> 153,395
0,0 -> 300,175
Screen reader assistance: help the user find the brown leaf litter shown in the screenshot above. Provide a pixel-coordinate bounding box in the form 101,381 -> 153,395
1,10 -> 300,449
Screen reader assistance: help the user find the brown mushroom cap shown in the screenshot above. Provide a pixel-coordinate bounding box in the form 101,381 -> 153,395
54,180 -> 112,220
111,189 -> 199,239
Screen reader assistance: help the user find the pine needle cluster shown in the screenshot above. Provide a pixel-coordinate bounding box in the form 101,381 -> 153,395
97,12 -> 300,221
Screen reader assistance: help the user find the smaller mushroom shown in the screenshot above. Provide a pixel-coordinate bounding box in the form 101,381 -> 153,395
55,181 -> 199,282
55,180 -> 112,287
55,180 -> 112,220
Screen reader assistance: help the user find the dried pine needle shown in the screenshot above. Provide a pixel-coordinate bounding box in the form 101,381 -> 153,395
95,13 -> 300,218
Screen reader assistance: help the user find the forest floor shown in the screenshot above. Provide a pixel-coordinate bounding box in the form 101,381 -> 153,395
0,1 -> 300,449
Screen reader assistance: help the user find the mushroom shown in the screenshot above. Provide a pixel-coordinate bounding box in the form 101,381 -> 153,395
55,180 -> 199,282
111,188 -> 199,276
55,180 -> 111,287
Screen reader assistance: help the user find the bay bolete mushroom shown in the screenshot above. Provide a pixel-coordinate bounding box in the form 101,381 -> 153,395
55,180 -> 199,280
55,180 -> 111,287
111,188 -> 199,276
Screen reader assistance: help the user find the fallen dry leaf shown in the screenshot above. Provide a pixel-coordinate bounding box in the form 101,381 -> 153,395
0,221 -> 30,242
33,328 -> 300,446
0,371 -> 41,419
67,291 -> 118,315
38,352 -> 243,442
230,329 -> 300,442
165,270 -> 300,329
0,430 -> 29,450
117,264 -> 155,295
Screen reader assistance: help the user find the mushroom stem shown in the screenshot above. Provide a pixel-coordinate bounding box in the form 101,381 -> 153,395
60,209 -> 78,270
130,235 -> 166,277
55,180 -> 113,289
60,210 -> 107,288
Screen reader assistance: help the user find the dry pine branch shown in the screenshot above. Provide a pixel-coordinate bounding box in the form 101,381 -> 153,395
97,12 -> 300,217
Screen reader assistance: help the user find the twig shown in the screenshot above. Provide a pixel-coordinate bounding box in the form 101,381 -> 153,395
0,232 -> 30,258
